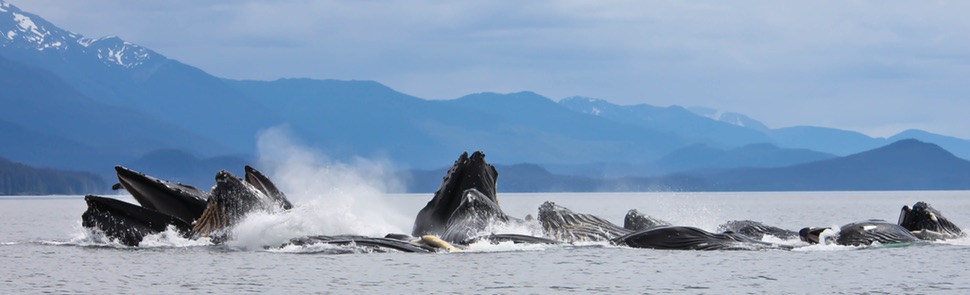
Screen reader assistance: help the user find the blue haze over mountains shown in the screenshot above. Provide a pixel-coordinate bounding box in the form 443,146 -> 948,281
2,1 -> 970,193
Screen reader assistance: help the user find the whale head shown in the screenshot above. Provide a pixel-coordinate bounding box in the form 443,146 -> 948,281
412,151 -> 499,237
898,201 -> 963,240
623,209 -> 670,231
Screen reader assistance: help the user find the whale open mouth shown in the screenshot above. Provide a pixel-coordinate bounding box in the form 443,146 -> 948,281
798,227 -> 828,244
191,170 -> 290,241
193,202 -> 229,238
897,202 -> 964,240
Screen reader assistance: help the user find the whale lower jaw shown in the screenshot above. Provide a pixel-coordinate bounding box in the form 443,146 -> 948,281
81,195 -> 193,246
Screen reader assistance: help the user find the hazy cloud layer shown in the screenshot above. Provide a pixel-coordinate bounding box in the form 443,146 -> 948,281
15,0 -> 970,138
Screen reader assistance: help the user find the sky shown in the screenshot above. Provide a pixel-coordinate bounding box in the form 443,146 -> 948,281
14,0 -> 970,138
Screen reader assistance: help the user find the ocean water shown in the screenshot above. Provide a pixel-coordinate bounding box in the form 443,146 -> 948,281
2,191 -> 970,294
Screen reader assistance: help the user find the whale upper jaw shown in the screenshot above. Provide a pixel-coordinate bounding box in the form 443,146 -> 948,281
244,165 -> 292,210
114,166 -> 209,224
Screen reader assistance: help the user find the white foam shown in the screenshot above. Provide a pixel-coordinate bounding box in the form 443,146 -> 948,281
484,219 -> 544,236
759,235 -> 806,247
933,235 -> 970,246
61,223 -> 212,248
268,242 -> 373,254
791,243 -> 859,252
138,226 -> 213,248
58,223 -> 126,247
464,240 -> 556,253
228,200 -> 410,250
818,226 -> 841,245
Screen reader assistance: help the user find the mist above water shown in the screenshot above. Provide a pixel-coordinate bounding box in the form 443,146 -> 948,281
229,127 -> 415,249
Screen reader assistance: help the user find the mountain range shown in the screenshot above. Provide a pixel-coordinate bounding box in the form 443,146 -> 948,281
0,156 -> 104,195
3,1 -> 970,193
403,139 -> 970,192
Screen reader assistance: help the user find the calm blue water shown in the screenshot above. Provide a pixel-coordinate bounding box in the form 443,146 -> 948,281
3,191 -> 970,294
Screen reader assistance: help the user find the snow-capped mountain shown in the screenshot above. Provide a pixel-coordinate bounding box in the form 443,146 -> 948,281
0,0 -> 160,69
0,0 -> 280,157
558,96 -> 773,147
687,106 -> 771,133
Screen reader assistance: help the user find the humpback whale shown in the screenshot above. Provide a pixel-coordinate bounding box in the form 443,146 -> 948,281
623,209 -> 671,231
411,151 -> 546,245
413,151 -> 499,238
614,226 -> 794,251
192,170 -> 291,240
538,201 -> 632,242
800,219 -> 920,246
539,202 -> 790,250
717,220 -> 798,240
898,201 -> 964,240
82,166 -> 292,246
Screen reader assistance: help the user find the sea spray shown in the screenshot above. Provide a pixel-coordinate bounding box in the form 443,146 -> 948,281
484,219 -> 544,237
138,226 -> 213,248
464,240 -> 554,253
228,127 -> 413,249
65,222 -> 211,248
818,226 -> 840,245
936,235 -> 970,246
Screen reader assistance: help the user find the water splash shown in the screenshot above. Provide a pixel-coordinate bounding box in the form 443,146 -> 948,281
227,127 -> 413,250
138,227 -> 213,248
464,240 -> 557,253
933,235 -> 970,246
759,235 -> 808,247
268,242 -> 385,254
484,219 -> 544,237
55,223 -> 212,248
817,226 -> 841,245
791,243 -> 859,252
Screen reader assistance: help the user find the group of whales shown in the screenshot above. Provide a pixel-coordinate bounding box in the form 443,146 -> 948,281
81,151 -> 965,252
83,166 -> 292,246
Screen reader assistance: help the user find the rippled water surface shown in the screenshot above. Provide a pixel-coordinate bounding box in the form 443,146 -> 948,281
3,191 -> 970,294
